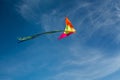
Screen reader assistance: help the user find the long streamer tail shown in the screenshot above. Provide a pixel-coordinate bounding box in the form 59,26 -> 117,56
18,30 -> 64,43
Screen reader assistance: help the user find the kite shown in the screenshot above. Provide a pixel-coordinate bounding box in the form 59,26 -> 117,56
58,17 -> 76,39
18,17 -> 76,43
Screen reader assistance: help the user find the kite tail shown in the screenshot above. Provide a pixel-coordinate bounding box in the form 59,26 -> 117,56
17,30 -> 64,43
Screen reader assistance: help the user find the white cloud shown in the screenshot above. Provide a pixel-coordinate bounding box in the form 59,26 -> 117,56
46,45 -> 120,80
15,0 -> 120,80
17,0 -> 41,21
0,42 -> 48,79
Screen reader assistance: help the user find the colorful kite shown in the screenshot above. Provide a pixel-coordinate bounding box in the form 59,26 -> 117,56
18,17 -> 76,43
59,17 -> 76,39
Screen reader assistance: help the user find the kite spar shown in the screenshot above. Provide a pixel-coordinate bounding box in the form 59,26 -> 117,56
18,17 -> 76,43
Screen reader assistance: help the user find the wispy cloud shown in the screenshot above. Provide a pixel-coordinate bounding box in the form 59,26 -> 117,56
46,45 -> 120,80
15,0 -> 120,80
17,0 -> 120,43
0,42 -> 48,79
16,0 -> 43,21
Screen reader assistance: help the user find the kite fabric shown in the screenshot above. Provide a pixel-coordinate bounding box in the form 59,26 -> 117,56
18,17 -> 76,43
58,17 -> 76,39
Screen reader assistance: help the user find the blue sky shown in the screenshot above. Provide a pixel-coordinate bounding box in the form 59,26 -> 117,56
0,0 -> 120,80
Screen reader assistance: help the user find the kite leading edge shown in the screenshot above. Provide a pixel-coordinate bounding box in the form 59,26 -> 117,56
18,17 -> 76,43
